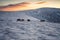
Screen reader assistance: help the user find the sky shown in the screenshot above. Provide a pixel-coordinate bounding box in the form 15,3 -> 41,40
0,0 -> 44,6
0,0 -> 60,6
0,0 -> 60,11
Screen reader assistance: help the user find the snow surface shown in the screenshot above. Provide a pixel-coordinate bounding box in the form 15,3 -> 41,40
0,8 -> 60,40
0,20 -> 60,40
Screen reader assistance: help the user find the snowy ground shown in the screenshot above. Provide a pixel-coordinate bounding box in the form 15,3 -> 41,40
0,20 -> 60,40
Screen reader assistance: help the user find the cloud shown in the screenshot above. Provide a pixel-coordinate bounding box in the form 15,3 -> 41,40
0,1 -> 60,11
0,2 -> 31,11
36,1 -> 46,4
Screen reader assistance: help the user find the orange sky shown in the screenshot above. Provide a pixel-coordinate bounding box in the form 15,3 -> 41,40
0,0 -> 60,11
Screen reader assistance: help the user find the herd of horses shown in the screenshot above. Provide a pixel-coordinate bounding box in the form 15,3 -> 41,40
17,19 -> 45,22
17,19 -> 30,21
0,19 -> 45,22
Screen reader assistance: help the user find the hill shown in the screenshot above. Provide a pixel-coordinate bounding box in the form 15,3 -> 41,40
0,7 -> 60,23
0,7 -> 60,40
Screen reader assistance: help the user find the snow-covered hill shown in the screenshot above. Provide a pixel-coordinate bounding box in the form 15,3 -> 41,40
0,21 -> 60,40
1,7 -> 60,23
0,12 -> 39,22
26,8 -> 60,23
0,7 -> 60,40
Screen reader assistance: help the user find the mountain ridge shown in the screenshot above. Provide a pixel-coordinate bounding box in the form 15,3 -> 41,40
0,7 -> 60,23
0,7 -> 60,12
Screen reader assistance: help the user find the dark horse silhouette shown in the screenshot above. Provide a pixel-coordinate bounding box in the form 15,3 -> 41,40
17,19 -> 31,22
17,19 -> 24,21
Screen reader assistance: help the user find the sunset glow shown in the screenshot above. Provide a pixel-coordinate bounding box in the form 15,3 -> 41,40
0,0 -> 60,11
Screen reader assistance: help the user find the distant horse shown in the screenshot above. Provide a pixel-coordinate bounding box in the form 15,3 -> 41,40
0,19 -> 4,21
17,19 -> 24,21
27,19 -> 30,21
40,20 -> 45,22
21,19 -> 24,21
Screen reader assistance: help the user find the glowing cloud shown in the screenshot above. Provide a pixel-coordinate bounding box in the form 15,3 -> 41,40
0,1 -> 60,11
0,1 -> 46,11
